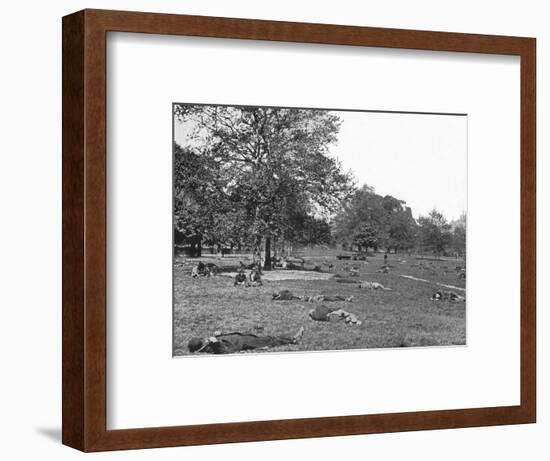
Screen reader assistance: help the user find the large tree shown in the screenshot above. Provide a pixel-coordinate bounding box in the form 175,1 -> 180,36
353,223 -> 379,252
417,209 -> 453,257
333,186 -> 417,252
387,206 -> 417,253
333,185 -> 385,248
174,105 -> 353,268
174,144 -> 221,256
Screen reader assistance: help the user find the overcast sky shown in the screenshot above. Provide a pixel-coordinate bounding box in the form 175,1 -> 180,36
328,110 -> 467,221
174,108 -> 467,222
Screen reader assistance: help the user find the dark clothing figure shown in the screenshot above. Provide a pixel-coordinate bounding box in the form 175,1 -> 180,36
191,261 -> 210,278
272,289 -> 299,300
189,328 -> 304,354
431,290 -> 465,302
205,262 -> 218,275
234,272 -> 247,286
308,305 -> 362,325
249,269 -> 263,286
272,290 -> 352,302
300,294 -> 353,302
309,305 -> 338,321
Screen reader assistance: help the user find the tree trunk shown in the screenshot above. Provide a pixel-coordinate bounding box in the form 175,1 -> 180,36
190,241 -> 196,258
264,236 -> 272,271
197,240 -> 202,257
253,235 -> 262,266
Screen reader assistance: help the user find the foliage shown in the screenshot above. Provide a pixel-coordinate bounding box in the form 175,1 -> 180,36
174,105 -> 353,264
174,104 -> 464,260
353,223 -> 379,251
334,186 -> 417,252
450,212 -> 467,257
417,209 -> 453,257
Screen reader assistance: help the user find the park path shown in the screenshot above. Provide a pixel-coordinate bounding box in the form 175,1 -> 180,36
399,274 -> 465,292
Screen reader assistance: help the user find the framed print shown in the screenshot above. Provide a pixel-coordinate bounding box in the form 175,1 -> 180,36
62,9 -> 536,452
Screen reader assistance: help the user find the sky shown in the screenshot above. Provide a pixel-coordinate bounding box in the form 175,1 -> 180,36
174,108 -> 467,222
328,110 -> 467,221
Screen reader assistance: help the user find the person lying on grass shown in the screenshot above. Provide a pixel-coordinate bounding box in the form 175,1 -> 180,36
358,281 -> 392,290
308,305 -> 362,325
191,261 -> 211,278
271,290 -> 353,302
301,294 -> 354,302
430,290 -> 465,302
334,278 -> 391,290
188,327 -> 305,354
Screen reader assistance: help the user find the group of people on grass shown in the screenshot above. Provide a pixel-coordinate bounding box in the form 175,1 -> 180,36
186,258 -> 464,354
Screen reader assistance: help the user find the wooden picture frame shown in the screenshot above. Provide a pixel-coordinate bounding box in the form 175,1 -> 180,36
62,8 -> 536,452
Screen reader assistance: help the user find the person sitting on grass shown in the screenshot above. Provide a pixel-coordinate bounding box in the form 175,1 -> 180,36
430,290 -> 465,302
249,268 -> 263,286
234,270 -> 247,286
308,305 -> 362,325
188,327 -> 305,354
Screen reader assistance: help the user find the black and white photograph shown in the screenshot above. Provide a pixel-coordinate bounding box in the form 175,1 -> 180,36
173,103 -> 467,356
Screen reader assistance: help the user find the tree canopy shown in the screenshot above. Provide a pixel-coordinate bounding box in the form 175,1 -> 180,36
174,104 -> 465,261
333,186 -> 417,253
174,105 -> 353,265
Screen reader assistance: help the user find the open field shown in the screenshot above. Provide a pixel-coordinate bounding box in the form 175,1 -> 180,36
173,251 -> 466,355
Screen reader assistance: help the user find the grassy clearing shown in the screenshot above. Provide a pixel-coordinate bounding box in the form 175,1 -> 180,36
173,252 -> 466,355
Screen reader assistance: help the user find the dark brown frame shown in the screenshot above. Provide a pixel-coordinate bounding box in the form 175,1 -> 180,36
62,9 -> 536,452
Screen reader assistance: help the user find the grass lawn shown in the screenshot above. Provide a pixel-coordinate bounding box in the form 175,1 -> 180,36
173,252 -> 466,356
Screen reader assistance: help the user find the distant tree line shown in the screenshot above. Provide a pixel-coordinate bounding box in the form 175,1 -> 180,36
333,185 -> 466,257
174,104 -> 466,267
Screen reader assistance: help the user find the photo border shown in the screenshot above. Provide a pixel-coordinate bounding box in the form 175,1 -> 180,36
171,101 -> 469,357
62,9 -> 536,451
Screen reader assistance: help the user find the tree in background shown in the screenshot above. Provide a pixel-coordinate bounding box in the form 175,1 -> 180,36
333,187 -> 417,253
173,144 -> 225,256
174,105 -> 353,268
333,185 -> 385,249
352,223 -> 379,252
387,206 -> 418,253
417,209 -> 453,257
450,212 -> 467,257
